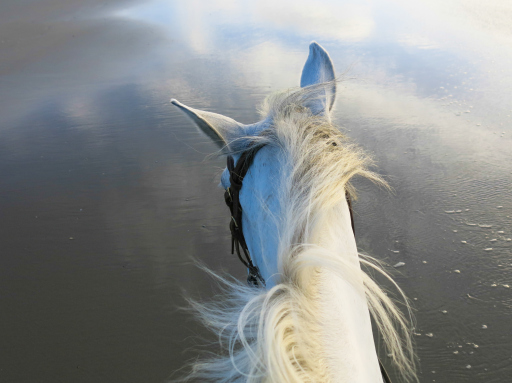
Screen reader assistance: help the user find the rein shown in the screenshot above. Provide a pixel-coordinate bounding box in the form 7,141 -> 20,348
224,148 -> 392,383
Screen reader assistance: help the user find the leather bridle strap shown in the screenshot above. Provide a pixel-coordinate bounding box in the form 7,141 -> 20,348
380,360 -> 393,383
224,149 -> 265,287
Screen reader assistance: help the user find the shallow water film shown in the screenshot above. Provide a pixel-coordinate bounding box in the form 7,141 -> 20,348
1,0 -> 511,382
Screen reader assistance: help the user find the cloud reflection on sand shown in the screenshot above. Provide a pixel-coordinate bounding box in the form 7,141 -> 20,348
1,1 -> 512,380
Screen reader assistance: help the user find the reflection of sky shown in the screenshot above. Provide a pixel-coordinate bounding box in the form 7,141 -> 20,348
3,0 -> 512,135
109,0 -> 512,134
114,0 -> 376,47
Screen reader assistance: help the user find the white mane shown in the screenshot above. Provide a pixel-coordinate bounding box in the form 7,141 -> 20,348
178,85 -> 417,383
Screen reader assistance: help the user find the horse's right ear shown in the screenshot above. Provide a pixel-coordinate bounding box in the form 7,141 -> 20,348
300,42 -> 337,116
171,99 -> 245,149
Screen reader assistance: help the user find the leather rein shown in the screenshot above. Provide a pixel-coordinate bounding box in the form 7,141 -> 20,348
223,147 -> 392,383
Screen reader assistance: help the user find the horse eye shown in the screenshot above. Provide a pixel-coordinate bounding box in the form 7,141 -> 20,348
332,142 -> 337,146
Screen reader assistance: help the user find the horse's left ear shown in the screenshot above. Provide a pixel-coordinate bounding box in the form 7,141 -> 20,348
171,99 -> 245,150
300,42 -> 337,116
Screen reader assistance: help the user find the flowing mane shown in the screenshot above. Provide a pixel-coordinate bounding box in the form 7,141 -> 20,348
179,85 -> 417,383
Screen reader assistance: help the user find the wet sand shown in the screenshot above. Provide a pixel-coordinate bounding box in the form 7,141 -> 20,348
1,1 -> 511,382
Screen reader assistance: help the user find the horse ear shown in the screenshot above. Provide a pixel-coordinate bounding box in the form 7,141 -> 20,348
300,42 -> 337,115
171,99 -> 245,149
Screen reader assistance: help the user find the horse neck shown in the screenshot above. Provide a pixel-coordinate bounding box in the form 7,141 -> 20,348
240,149 -> 384,381
305,198 -> 384,383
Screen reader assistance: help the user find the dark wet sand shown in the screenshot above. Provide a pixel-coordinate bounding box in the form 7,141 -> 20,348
1,1 -> 511,382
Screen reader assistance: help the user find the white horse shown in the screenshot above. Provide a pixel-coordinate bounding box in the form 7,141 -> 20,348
171,42 -> 416,383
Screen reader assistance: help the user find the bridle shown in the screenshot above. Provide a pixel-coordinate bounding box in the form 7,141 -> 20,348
223,147 -> 393,383
224,147 -> 266,287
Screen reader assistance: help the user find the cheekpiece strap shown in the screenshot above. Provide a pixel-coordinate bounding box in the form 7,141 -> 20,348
225,149 -> 265,287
